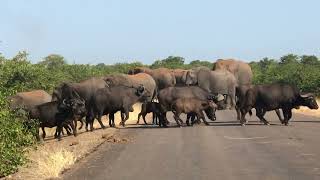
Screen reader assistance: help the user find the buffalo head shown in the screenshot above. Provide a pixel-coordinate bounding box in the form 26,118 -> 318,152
300,93 -> 319,109
62,98 -> 86,116
136,84 -> 145,96
52,83 -> 80,102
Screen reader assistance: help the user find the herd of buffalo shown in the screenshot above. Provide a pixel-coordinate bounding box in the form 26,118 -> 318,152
8,59 -> 319,141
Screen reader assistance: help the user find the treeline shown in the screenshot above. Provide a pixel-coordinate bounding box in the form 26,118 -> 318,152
250,54 -> 320,95
0,51 -> 319,176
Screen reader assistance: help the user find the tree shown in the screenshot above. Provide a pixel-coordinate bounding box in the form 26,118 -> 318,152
151,56 -> 185,69
279,54 -> 299,65
39,54 -> 66,69
12,51 -> 28,62
300,55 -> 319,65
189,60 -> 212,68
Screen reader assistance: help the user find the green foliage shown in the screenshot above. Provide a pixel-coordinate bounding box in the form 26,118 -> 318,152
0,98 -> 36,177
250,54 -> 320,94
188,60 -> 213,69
39,54 -> 67,70
151,56 -> 186,69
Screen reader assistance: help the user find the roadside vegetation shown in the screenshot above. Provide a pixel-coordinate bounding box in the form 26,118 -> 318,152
0,51 -> 319,177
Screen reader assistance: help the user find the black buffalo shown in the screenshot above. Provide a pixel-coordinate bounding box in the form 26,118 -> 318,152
239,83 -> 318,126
30,98 -> 86,140
87,85 -> 149,130
235,85 -> 283,122
52,78 -> 108,132
136,102 -> 162,125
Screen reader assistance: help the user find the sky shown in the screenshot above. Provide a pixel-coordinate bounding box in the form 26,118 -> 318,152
0,0 -> 319,64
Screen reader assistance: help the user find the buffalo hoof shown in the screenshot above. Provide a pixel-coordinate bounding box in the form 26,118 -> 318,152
204,122 -> 210,126
241,123 -> 246,127
101,126 -> 106,129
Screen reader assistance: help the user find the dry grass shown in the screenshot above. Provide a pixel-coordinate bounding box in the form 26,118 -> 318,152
19,146 -> 76,180
293,99 -> 320,117
9,103 -> 146,180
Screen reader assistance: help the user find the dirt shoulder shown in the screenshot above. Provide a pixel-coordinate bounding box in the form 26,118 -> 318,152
5,103 -> 148,180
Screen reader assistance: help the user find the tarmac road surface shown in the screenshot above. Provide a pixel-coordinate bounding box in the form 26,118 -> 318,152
63,110 -> 320,180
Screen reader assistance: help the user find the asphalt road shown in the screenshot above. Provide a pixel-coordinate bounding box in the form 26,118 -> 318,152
63,110 -> 320,180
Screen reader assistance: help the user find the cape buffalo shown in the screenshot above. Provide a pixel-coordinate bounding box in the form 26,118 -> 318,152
52,78 -> 108,133
30,98 -> 86,140
88,85 -> 149,130
171,97 -> 218,127
239,83 -> 318,126
136,102 -> 162,125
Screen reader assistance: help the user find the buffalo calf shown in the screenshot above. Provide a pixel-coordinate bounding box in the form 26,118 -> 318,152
171,98 -> 217,127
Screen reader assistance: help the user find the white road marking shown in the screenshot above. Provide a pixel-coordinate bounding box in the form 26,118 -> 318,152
223,136 -> 268,140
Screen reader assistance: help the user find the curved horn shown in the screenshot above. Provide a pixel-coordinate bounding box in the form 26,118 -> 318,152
301,93 -> 314,98
217,94 -> 225,101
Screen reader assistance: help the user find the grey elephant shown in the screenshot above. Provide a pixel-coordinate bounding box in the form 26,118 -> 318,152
8,90 -> 52,110
185,67 -> 237,109
103,73 -> 157,102
128,67 -> 176,90
213,59 -> 253,86
171,69 -> 188,86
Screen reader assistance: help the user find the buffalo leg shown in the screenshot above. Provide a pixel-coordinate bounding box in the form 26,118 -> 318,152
142,113 -> 148,125
275,109 -> 284,124
240,107 -> 249,126
136,113 -> 142,124
256,108 -> 270,125
173,112 -> 182,127
96,114 -> 106,129
198,111 -> 209,125
73,118 -> 78,136
64,125 -> 72,136
236,105 -> 241,121
152,112 -> 156,125
109,113 -> 115,127
56,122 -> 63,141
186,113 -> 191,126
282,108 -> 292,126
78,117 -> 84,130
69,120 -> 76,137
42,126 -> 46,139
121,110 -> 130,127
